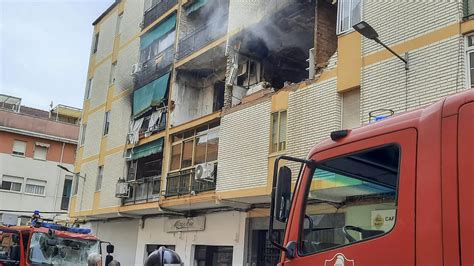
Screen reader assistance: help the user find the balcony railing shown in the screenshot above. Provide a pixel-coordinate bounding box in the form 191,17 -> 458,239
135,46 -> 174,89
124,176 -> 161,204
177,17 -> 228,60
60,196 -> 70,210
165,169 -> 216,197
143,0 -> 178,29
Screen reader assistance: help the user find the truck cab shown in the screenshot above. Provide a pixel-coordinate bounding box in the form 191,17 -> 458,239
0,223 -> 114,265
270,90 -> 473,265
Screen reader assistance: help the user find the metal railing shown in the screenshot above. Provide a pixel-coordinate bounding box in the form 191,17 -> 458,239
165,169 -> 216,197
135,46 -> 174,89
177,17 -> 228,60
143,0 -> 178,29
124,176 -> 161,204
60,196 -> 70,210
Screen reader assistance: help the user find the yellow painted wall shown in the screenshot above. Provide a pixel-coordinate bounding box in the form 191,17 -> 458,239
337,32 -> 361,92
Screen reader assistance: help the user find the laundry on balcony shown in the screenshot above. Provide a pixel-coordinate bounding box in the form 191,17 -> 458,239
185,0 -> 207,15
133,72 -> 170,117
129,117 -> 144,145
126,137 -> 164,161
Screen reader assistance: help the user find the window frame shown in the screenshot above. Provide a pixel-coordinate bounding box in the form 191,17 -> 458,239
103,111 -> 111,136
85,78 -> 93,100
80,124 -> 87,146
465,34 -> 474,88
12,140 -> 27,157
109,62 -> 117,86
72,174 -> 79,195
33,144 -> 48,161
169,122 -> 219,173
24,179 -> 47,196
92,32 -> 100,54
336,0 -> 362,35
0,175 -> 23,193
116,12 -> 123,36
297,143 -> 402,257
96,166 -> 104,191
270,110 -> 288,154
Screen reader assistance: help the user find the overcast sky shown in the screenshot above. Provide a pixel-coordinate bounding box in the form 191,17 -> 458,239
0,0 -> 112,110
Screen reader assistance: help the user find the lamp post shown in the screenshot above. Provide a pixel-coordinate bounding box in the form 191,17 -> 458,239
57,165 -> 86,212
353,21 -> 409,70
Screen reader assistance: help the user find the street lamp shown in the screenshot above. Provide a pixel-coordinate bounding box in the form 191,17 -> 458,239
57,165 -> 86,179
353,21 -> 409,70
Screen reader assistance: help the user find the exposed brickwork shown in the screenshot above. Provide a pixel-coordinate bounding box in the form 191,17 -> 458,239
314,0 -> 337,71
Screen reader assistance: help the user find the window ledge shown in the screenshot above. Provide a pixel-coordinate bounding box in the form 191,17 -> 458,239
24,192 -> 46,198
11,154 -> 25,158
269,151 -> 286,158
0,189 -> 22,195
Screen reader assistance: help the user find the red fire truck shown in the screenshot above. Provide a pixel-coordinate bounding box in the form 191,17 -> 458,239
270,90 -> 473,265
0,213 -> 116,266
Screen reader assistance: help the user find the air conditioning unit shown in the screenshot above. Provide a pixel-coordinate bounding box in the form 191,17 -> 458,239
194,162 -> 216,181
115,179 -> 130,198
131,63 -> 141,76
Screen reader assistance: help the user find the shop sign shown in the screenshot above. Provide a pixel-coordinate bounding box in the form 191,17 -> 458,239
165,216 -> 205,232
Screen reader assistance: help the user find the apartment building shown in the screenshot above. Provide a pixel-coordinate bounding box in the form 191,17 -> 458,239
0,94 -> 81,223
73,0 -> 473,265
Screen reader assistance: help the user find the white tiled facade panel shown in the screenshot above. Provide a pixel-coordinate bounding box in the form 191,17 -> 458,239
78,160 -> 99,211
361,36 -> 466,123
286,79 -> 341,160
83,110 -> 104,158
361,0 -> 461,55
217,100 -> 271,191
121,0 -> 145,43
100,152 -> 126,208
90,62 -> 111,109
115,39 -> 140,95
95,11 -> 117,62
107,96 -> 132,149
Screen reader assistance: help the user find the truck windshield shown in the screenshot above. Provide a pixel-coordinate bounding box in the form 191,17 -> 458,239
28,232 -> 100,265
301,144 -> 400,255
0,230 -> 20,264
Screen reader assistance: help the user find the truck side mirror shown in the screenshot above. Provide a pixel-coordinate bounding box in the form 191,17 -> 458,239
106,244 -> 115,254
274,166 -> 292,222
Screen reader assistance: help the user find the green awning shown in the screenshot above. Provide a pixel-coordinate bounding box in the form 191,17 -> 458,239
133,72 -> 170,117
127,138 -> 163,161
185,0 -> 207,15
140,13 -> 177,48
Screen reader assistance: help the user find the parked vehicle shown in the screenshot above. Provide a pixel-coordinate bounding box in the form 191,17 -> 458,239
0,212 -> 117,266
269,90 -> 473,265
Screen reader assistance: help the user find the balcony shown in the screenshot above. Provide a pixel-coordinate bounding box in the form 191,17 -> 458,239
124,176 -> 161,204
135,46 -> 174,89
139,107 -> 167,139
143,0 -> 178,29
165,169 -> 216,197
177,18 -> 228,60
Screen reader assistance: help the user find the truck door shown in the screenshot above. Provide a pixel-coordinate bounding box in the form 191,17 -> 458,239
458,103 -> 474,266
284,129 -> 416,265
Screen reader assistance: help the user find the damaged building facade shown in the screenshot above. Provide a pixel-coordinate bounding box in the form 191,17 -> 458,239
72,0 -> 473,265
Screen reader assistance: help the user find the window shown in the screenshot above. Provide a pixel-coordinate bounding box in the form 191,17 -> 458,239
12,140 -> 26,156
169,122 -> 219,171
25,179 -> 46,195
80,124 -> 87,146
85,78 -> 93,99
72,175 -> 79,195
109,62 -> 117,85
33,143 -> 49,160
194,245 -> 233,266
1,176 -> 23,192
92,32 -> 99,53
337,0 -> 362,34
96,166 -> 103,191
61,176 -> 73,210
270,111 -> 287,153
466,35 -> 474,88
301,144 -> 400,255
158,30 -> 175,53
116,13 -> 123,36
103,111 -> 111,135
